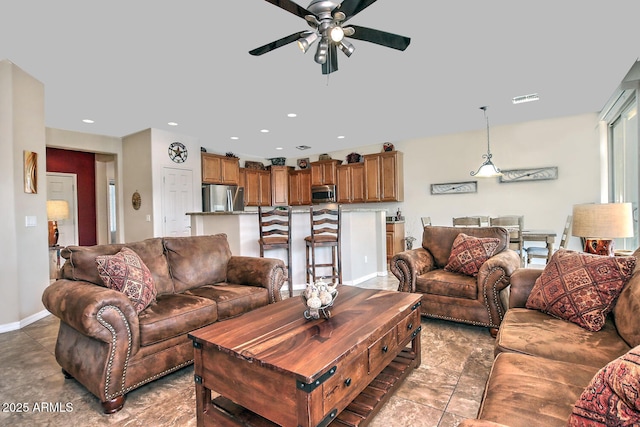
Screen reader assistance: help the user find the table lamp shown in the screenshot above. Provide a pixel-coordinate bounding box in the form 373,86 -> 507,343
572,203 -> 634,256
47,200 -> 69,247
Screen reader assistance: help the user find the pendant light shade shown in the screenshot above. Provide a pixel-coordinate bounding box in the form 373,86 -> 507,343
471,106 -> 502,177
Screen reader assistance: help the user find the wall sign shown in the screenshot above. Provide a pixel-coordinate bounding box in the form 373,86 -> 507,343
431,181 -> 477,195
499,167 -> 558,183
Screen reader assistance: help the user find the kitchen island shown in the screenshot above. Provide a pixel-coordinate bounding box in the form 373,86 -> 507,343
187,208 -> 388,291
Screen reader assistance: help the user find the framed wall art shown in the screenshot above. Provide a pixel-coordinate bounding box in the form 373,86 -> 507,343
499,167 -> 558,183
431,181 -> 477,195
24,150 -> 38,194
297,158 -> 310,169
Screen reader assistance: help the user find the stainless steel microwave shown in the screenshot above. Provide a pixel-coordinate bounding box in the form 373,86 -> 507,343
311,185 -> 336,204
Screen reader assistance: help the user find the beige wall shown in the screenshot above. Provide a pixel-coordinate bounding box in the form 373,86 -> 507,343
0,60 -> 48,330
310,113 -> 600,255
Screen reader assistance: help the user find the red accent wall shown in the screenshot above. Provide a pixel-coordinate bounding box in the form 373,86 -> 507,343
46,148 -> 97,246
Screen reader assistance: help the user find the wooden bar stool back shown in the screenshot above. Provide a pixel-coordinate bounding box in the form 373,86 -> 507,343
258,206 -> 293,297
305,206 -> 342,285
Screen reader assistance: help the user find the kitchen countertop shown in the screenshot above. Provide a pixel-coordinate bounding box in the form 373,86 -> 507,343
187,208 -> 387,215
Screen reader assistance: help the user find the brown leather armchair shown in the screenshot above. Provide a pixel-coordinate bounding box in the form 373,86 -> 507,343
390,226 -> 521,336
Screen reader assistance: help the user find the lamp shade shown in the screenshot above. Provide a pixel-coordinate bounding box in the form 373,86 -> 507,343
47,200 -> 69,221
572,203 -> 634,239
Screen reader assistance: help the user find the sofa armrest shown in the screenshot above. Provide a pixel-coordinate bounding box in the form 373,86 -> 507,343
42,279 -> 140,352
479,249 -> 521,282
390,248 -> 435,293
475,249 -> 522,325
508,268 -> 543,308
226,256 -> 287,303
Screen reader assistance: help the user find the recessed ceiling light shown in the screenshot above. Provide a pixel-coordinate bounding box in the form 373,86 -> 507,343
296,145 -> 311,150
260,129 -> 270,133
287,113 -> 297,118
230,136 -> 239,140
82,119 -> 94,124
168,122 -> 178,126
275,147 -> 284,150
337,135 -> 345,139
512,93 -> 540,104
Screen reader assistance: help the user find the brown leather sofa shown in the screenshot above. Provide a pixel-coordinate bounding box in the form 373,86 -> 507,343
390,226 -> 521,336
461,248 -> 640,427
42,233 -> 286,414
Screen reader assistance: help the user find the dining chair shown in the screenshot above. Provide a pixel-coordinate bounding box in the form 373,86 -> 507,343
489,216 -> 525,265
305,205 -> 342,285
258,206 -> 293,297
421,217 -> 432,227
526,215 -> 572,265
452,217 -> 482,227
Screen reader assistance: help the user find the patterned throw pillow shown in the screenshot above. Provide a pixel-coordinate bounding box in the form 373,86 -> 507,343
444,233 -> 500,277
567,345 -> 640,426
96,247 -> 157,313
526,249 -> 636,332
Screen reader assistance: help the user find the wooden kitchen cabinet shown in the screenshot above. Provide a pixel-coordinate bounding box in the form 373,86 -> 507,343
364,151 -> 404,202
242,168 -> 271,206
270,166 -> 292,206
310,159 -> 341,186
336,163 -> 365,204
386,221 -> 405,261
202,153 -> 239,185
288,169 -> 311,206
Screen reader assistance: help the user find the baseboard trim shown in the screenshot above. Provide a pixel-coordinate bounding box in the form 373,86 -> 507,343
0,309 -> 50,334
290,270 -> 388,291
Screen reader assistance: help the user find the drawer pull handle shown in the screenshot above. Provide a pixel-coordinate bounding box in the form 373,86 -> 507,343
407,323 -> 413,330
344,378 -> 352,387
382,345 -> 388,353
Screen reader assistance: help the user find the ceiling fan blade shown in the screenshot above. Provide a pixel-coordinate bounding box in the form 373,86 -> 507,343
322,44 -> 339,74
337,0 -> 378,21
249,31 -> 306,56
347,25 -> 411,51
262,0 -> 312,19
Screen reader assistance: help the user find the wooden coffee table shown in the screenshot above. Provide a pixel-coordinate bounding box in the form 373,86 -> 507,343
189,285 -> 422,427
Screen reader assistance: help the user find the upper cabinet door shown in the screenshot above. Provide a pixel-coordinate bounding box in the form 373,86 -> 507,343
202,153 -> 239,185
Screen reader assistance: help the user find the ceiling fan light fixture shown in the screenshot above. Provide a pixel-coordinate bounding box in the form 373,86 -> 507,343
297,31 -> 319,53
329,26 -> 344,42
339,39 -> 355,57
314,39 -> 328,64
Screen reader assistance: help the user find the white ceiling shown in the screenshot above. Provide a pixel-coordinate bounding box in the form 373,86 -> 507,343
1,1 -> 639,159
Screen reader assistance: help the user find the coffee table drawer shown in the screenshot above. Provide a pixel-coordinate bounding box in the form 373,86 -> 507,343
322,352 -> 369,415
397,309 -> 421,344
368,327 -> 398,374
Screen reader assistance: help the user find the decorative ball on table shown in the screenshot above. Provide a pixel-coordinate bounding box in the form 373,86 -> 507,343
302,280 -> 338,320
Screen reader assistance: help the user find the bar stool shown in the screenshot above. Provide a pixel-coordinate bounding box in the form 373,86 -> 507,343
258,206 -> 293,297
305,205 -> 342,285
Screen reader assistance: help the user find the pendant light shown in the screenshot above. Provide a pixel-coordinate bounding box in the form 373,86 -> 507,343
470,106 -> 502,177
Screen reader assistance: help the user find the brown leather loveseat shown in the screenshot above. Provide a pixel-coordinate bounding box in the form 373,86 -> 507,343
461,248 -> 640,426
42,233 -> 286,414
390,226 -> 521,336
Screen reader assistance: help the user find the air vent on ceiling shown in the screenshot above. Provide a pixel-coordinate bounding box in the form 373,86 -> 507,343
296,145 -> 311,150
512,93 -> 540,104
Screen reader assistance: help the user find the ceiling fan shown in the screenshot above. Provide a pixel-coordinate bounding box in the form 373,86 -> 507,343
249,0 -> 411,74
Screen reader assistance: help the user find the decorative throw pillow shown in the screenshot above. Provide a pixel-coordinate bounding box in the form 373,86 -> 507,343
526,249 -> 636,332
444,233 -> 500,277
96,247 -> 157,313
567,345 -> 640,426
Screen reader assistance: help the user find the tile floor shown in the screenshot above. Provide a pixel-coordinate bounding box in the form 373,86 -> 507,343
0,275 -> 495,426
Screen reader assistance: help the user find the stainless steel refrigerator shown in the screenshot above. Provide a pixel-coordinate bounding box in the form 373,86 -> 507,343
202,185 -> 245,212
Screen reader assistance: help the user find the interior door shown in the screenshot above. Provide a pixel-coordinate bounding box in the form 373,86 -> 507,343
46,173 -> 79,247
163,167 -> 194,237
